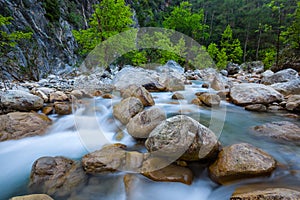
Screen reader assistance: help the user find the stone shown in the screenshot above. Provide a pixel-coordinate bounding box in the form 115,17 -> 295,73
240,61 -> 264,74
231,188 -> 300,200
198,93 -> 221,107
226,62 -> 241,75
145,115 -> 219,161
230,83 -> 283,105
208,143 -> 276,184
29,156 -> 87,198
171,92 -> 184,100
102,93 -> 113,99
0,90 -> 43,114
0,112 -> 52,141
126,107 -> 166,138
70,90 -> 84,99
262,68 -> 298,85
191,98 -> 203,106
54,102 -> 72,115
271,79 -> 300,96
261,70 -> 274,78
245,104 -> 267,112
121,85 -> 155,106
211,76 -> 226,91
142,164 -> 193,185
42,105 -> 54,115
10,194 -> 54,200
197,68 -> 229,89
251,121 -> 300,145
286,95 -> 300,112
220,70 -> 228,76
49,91 -> 68,102
113,97 -> 144,124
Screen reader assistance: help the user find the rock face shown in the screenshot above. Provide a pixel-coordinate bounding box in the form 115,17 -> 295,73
113,97 -> 144,124
0,112 -> 52,141
231,188 -> 300,200
142,164 -> 193,185
126,107 -> 166,138
145,115 -> 219,161
29,156 -> 87,198
252,121 -> 300,145
198,93 -> 221,107
0,90 -> 43,114
286,95 -> 300,112
262,68 -> 299,85
271,79 -> 300,96
230,83 -> 283,105
121,85 -> 155,106
209,143 -> 276,184
10,194 -> 54,200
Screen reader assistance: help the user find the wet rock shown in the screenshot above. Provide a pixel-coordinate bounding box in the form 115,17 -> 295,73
121,85 -> 155,106
126,107 -> 166,138
262,68 -> 298,85
171,92 -> 184,100
231,188 -> 300,200
54,102 -> 72,115
208,143 -> 276,184
124,174 -> 140,198
191,98 -> 204,106
0,112 -> 52,141
10,194 -> 54,200
240,61 -> 264,74
226,63 -> 240,75
245,104 -> 267,112
158,73 -> 185,91
268,105 -> 284,111
198,93 -> 221,107
271,79 -> 300,96
102,93 -> 113,99
251,121 -> 300,145
49,91 -> 68,102
142,164 -> 193,185
29,156 -> 87,198
145,115 -> 219,161
230,83 -> 283,105
211,76 -> 226,91
113,97 -> 144,124
42,105 -> 54,115
0,90 -> 43,114
286,95 -> 300,112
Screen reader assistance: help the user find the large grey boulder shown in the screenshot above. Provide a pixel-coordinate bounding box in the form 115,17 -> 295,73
271,78 -> 300,96
230,83 -> 283,105
0,90 -> 43,114
262,68 -> 298,85
145,115 -> 219,161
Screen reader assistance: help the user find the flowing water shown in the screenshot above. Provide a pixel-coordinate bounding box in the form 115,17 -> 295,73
0,81 -> 299,200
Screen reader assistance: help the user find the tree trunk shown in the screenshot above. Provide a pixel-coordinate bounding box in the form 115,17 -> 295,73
256,28 -> 261,60
243,23 -> 250,62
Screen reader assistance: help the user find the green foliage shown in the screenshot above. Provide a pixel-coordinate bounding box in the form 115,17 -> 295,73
163,1 -> 209,42
73,0 -> 133,55
262,48 -> 277,69
42,0 -> 61,22
66,1 -> 84,28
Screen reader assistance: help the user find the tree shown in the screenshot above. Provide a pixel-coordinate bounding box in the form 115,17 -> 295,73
73,0 -> 133,55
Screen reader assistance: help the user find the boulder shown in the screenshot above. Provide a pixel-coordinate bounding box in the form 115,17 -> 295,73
0,90 -> 43,114
197,68 -> 228,89
230,83 -> 283,105
171,92 -> 184,100
191,98 -> 203,106
54,102 -> 72,115
156,60 -> 185,74
145,115 -> 219,161
240,61 -> 264,74
261,70 -> 274,78
286,95 -> 300,112
158,73 -> 185,91
10,194 -> 54,200
262,68 -> 298,85
211,76 -> 226,91
49,91 -> 68,102
226,62 -> 240,75
271,79 -> 300,96
251,121 -> 300,145
121,85 -> 155,106
0,112 -> 52,141
29,156 -> 87,198
42,106 -> 54,115
113,97 -> 144,124
209,143 -> 276,184
142,164 -> 193,185
126,107 -> 166,138
231,188 -> 300,200
245,104 -> 267,112
198,93 -> 221,107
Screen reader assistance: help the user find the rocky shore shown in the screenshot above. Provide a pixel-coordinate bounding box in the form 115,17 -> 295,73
2,61 -> 299,199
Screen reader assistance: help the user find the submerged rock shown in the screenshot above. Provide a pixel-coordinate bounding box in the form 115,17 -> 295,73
29,156 -> 87,198
251,121 -> 300,145
209,143 -> 276,184
145,115 -> 219,161
10,194 -> 54,200
126,107 -> 166,138
0,90 -> 43,114
121,85 -> 155,106
230,83 -> 283,105
231,188 -> 300,200
0,112 -> 52,141
142,164 -> 193,185
113,97 -> 144,124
